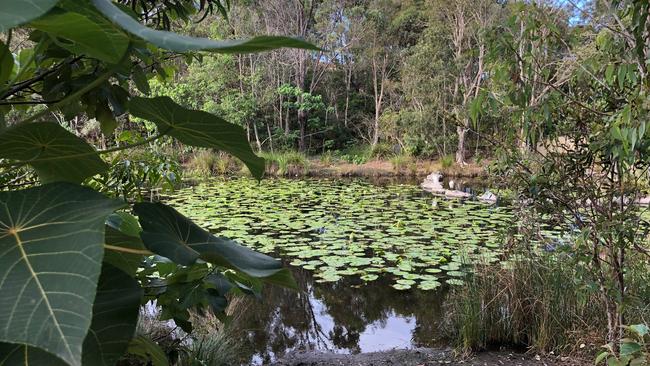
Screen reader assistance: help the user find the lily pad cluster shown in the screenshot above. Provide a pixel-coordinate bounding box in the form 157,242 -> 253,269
167,178 -> 517,290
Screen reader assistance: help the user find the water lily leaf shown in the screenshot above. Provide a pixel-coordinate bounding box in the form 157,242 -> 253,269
82,264 -> 142,366
91,0 -> 318,54
0,183 -> 124,366
134,202 -> 294,288
0,0 -> 59,32
129,96 -> 265,179
0,122 -> 108,183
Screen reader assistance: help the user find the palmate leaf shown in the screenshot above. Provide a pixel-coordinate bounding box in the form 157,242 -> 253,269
0,265 -> 142,366
0,343 -> 67,365
134,202 -> 296,288
82,263 -> 142,366
0,122 -> 108,183
30,8 -> 129,64
0,0 -> 59,32
0,183 -> 124,366
91,0 -> 318,54
129,96 -> 265,179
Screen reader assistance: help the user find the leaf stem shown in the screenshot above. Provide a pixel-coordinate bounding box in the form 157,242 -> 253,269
104,244 -> 153,256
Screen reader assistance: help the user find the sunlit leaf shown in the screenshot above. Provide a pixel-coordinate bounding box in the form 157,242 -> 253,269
30,8 -> 129,64
0,0 -> 59,32
91,0 -> 319,53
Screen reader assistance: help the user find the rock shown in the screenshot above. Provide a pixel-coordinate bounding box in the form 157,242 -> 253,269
421,172 -> 446,193
478,190 -> 497,203
444,190 -> 472,199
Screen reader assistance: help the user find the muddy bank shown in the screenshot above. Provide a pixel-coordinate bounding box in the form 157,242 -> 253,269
269,348 -> 587,366
304,159 -> 488,179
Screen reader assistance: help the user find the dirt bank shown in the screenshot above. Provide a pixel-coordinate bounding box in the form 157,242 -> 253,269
304,159 -> 488,179
269,348 -> 587,366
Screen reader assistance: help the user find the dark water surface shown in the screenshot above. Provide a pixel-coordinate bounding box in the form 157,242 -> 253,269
231,268 -> 449,365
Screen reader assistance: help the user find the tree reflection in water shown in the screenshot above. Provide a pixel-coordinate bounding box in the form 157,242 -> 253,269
230,267 -> 448,365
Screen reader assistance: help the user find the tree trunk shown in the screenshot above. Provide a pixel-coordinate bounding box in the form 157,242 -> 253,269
298,107 -> 307,151
253,122 -> 262,152
456,123 -> 468,165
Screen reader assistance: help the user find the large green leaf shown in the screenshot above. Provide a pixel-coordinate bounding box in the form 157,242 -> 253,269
104,226 -> 146,277
129,96 -> 265,179
0,343 -> 67,365
0,122 -> 109,183
134,202 -> 295,287
82,264 -> 142,366
91,0 -> 317,54
0,40 -> 13,87
0,0 -> 59,32
125,336 -> 169,366
0,183 -> 124,366
30,8 -> 129,64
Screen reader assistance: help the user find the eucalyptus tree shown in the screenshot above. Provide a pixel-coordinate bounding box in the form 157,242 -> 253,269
0,1 -> 316,365
479,0 -> 650,352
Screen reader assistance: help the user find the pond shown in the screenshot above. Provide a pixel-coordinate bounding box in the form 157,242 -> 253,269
165,177 -> 558,364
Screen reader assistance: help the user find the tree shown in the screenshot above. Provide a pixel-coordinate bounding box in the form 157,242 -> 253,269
0,1 -> 316,364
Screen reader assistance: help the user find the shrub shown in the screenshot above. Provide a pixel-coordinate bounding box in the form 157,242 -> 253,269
370,142 -> 394,159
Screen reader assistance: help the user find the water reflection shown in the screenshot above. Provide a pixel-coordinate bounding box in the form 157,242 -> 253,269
232,266 -> 449,365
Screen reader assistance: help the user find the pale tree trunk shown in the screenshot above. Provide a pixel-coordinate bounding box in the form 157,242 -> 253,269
456,122 -> 468,164
253,122 -> 262,152
371,53 -> 387,147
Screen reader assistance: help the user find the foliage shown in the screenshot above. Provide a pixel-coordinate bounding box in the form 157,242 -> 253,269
0,1 -> 314,365
596,324 -> 649,366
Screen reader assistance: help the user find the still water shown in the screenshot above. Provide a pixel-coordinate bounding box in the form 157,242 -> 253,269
231,268 -> 448,365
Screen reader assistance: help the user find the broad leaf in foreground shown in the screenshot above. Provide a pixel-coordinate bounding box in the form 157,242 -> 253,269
0,0 -> 59,32
91,0 -> 318,54
0,343 -> 67,365
0,183 -> 124,366
30,8 -> 129,64
134,202 -> 295,287
129,96 -> 265,179
0,122 -> 109,183
82,264 -> 142,366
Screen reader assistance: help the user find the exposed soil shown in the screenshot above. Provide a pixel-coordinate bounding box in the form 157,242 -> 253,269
304,159 -> 488,179
269,348 -> 588,366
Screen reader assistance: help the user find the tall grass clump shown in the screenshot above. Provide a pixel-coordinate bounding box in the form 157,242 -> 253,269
260,150 -> 310,176
443,253 -> 606,355
370,142 -> 394,159
440,154 -> 454,169
390,153 -> 415,175
185,150 -> 241,177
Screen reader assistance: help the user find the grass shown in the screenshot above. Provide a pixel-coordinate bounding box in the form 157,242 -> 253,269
185,149 -> 242,177
440,154 -> 454,169
259,150 -> 310,176
389,154 -> 416,175
443,253 -> 615,356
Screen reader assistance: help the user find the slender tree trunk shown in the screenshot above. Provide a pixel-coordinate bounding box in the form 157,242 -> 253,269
267,123 -> 274,153
456,121 -> 468,165
253,122 -> 262,152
